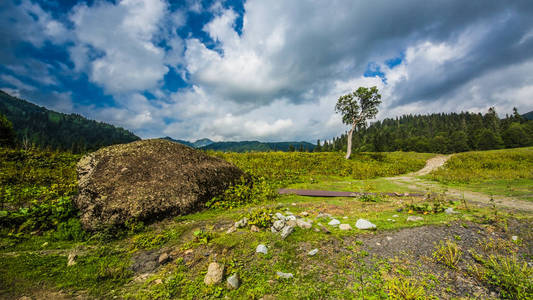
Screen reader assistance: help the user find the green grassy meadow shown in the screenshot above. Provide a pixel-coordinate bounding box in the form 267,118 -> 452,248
1,147 -> 532,299
427,147 -> 533,201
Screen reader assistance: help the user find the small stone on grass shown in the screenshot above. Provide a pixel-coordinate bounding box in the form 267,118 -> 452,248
256,244 -> 268,254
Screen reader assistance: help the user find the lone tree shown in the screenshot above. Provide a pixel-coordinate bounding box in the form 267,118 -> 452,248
335,86 -> 381,159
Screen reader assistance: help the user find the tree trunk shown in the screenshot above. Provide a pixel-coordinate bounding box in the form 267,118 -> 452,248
345,126 -> 354,159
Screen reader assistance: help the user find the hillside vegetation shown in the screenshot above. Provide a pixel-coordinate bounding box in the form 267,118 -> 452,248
0,91 -> 139,152
321,108 -> 533,154
428,147 -> 533,201
1,147 -> 532,299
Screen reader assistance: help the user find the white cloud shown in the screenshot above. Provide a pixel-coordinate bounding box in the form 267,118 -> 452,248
69,0 -> 170,94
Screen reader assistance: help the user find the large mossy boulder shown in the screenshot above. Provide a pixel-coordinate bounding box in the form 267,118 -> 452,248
75,139 -> 245,230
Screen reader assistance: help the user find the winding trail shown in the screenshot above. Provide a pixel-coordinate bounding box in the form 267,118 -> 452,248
387,155 -> 533,213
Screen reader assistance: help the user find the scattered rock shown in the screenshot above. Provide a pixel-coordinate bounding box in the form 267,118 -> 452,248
158,252 -> 170,265
406,216 -> 424,222
235,217 -> 248,228
343,216 -> 348,219
184,249 -> 194,255
280,225 -> 294,239
204,262 -> 224,285
313,228 -> 320,232
286,215 -> 297,221
273,220 -> 285,231
256,244 -> 268,254
512,235 -> 518,241
227,273 -> 240,289
300,211 -> 309,217
392,214 -> 399,218
67,252 -> 77,266
339,224 -> 352,230
319,225 -> 331,234
226,226 -> 236,234
386,236 -> 393,241
75,139 -> 246,230
296,219 -> 312,229
250,225 -> 260,232
328,219 -> 341,226
308,249 -> 318,256
154,279 -> 163,285
445,207 -> 458,214
276,271 -> 293,279
291,202 -> 297,206
376,242 -> 381,246
274,213 -> 286,221
355,219 -> 376,230
317,212 -> 332,218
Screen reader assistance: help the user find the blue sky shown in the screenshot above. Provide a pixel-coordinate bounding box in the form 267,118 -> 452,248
1,0 -> 533,142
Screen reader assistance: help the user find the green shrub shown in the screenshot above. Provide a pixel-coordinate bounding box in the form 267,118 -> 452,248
428,147 -> 533,184
206,176 -> 277,209
433,240 -> 462,269
246,208 -> 274,228
53,218 -> 86,241
481,255 -> 532,299
386,277 -> 427,300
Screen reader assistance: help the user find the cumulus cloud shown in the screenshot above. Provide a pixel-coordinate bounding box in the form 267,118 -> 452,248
2,0 -> 533,142
68,0 -> 171,94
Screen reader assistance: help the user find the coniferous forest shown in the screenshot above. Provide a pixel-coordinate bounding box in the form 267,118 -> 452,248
0,91 -> 139,153
317,108 -> 533,153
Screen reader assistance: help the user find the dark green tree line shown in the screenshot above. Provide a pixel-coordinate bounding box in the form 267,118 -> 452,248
315,107 -> 533,153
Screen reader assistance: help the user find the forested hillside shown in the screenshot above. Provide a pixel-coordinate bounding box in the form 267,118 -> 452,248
201,141 -> 315,152
0,91 -> 139,153
319,108 -> 533,153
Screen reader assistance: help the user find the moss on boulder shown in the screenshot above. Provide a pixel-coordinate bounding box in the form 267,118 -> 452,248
75,139 -> 245,230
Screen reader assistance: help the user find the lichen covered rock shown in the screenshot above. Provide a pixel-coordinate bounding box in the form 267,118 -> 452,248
75,139 -> 245,230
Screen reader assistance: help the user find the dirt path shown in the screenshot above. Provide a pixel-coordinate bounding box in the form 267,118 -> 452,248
388,155 -> 533,213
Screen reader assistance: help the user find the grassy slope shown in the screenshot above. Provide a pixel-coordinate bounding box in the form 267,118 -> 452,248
1,148 -> 532,299
427,147 -> 533,201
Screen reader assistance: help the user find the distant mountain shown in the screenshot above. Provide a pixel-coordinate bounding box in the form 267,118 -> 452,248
193,138 -> 214,148
162,137 -> 194,147
201,141 -> 316,152
0,90 -> 140,152
162,137 -> 213,148
164,137 -> 315,152
523,110 -> 533,120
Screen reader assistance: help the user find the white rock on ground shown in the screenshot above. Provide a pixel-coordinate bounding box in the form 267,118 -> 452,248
286,215 -> 297,221
235,217 -> 248,228
227,273 -> 240,289
328,219 -> 341,226
275,212 -> 286,221
308,249 -> 319,256
406,216 -> 424,222
273,220 -> 285,231
276,271 -> 293,279
67,252 -> 77,266
280,225 -> 294,239
512,236 -> 518,241
256,244 -> 268,254
204,262 -> 224,285
296,219 -> 312,229
339,224 -> 352,230
355,219 -> 376,230
445,207 -> 458,214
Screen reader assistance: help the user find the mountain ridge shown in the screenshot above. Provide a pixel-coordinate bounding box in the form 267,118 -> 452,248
0,90 -> 140,152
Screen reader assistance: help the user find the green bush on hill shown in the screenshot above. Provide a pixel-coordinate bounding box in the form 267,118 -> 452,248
428,147 -> 533,184
0,147 -> 80,233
